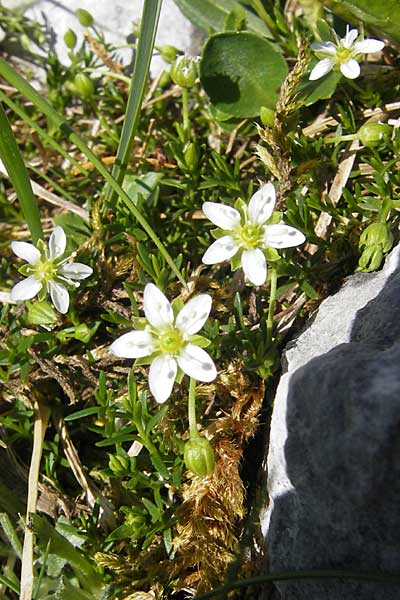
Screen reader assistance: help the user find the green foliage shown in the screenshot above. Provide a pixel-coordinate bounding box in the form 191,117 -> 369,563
200,32 -> 288,117
0,1 -> 399,598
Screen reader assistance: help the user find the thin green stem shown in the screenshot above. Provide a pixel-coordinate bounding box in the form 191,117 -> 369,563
182,87 -> 190,142
188,377 -> 199,439
266,265 -> 278,346
195,570 -> 400,600
324,133 -> 358,144
0,102 -> 43,244
0,58 -> 185,286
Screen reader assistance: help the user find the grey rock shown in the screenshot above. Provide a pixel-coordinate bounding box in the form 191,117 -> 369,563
2,0 -> 202,75
261,245 -> 400,599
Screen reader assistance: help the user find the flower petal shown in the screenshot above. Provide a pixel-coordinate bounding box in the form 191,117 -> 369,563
342,28 -> 359,49
340,58 -> 360,79
11,241 -> 41,264
10,276 -> 42,301
309,58 -> 334,80
241,248 -> 267,286
202,202 -> 240,230
49,280 -> 70,314
177,344 -> 217,382
143,283 -> 174,329
264,223 -> 306,248
149,355 -> 177,403
353,38 -> 384,54
109,329 -> 155,358
60,262 -> 93,280
248,183 -> 276,224
176,294 -> 212,336
202,235 -> 239,264
310,41 -> 337,55
48,226 -> 66,259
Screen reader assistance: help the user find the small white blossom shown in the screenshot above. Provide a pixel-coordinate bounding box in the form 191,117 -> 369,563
309,26 -> 384,81
10,226 -> 93,314
202,183 -> 305,286
109,283 -> 217,404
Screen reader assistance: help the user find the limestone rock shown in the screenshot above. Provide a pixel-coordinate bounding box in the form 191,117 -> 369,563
261,245 -> 400,599
2,0 -> 202,75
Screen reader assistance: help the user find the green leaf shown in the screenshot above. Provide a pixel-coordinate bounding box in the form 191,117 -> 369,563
172,0 -> 272,37
200,32 -> 288,118
324,0 -> 400,42
106,0 -> 161,204
64,407 -> 99,422
0,102 -> 43,243
31,514 -> 102,592
300,70 -> 341,106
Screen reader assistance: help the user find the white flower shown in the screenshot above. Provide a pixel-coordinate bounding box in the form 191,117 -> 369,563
10,226 -> 93,314
109,283 -> 217,404
309,26 -> 384,81
201,183 -> 305,286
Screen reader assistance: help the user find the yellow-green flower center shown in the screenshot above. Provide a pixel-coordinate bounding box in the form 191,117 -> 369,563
336,46 -> 353,63
238,223 -> 263,249
158,327 -> 184,355
31,259 -> 58,283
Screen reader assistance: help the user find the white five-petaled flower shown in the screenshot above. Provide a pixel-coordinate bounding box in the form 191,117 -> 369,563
201,183 -> 305,286
309,26 -> 384,81
109,283 -> 217,404
10,226 -> 93,314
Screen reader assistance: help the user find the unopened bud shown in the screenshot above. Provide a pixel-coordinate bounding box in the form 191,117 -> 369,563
64,28 -> 77,49
170,55 -> 198,88
158,45 -> 181,64
184,436 -> 215,477
109,454 -> 130,476
359,222 -> 393,252
76,8 -> 94,27
73,72 -> 94,100
358,122 -> 391,148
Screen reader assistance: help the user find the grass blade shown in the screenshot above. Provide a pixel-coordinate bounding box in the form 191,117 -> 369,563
0,101 -> 43,243
0,89 -> 90,176
105,0 -> 162,205
0,58 -> 185,286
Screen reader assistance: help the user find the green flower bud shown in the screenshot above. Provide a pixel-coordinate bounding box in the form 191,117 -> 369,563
183,141 -> 200,172
358,245 -> 383,272
158,45 -> 181,64
64,28 -> 77,49
358,122 -> 391,148
76,8 -> 94,27
73,72 -> 95,100
184,436 -> 215,477
170,55 -> 198,88
359,222 -> 393,253
27,300 -> 58,327
260,106 -> 275,128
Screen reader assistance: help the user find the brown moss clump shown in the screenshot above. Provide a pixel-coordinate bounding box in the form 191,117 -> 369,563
170,364 -> 265,594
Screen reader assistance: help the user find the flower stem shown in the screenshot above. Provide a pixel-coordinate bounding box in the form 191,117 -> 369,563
266,265 -> 278,346
324,133 -> 358,144
182,87 -> 190,142
188,377 -> 199,439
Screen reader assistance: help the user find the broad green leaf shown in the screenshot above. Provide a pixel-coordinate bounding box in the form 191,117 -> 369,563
200,32 -> 288,118
172,0 -> 272,37
324,0 -> 400,42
